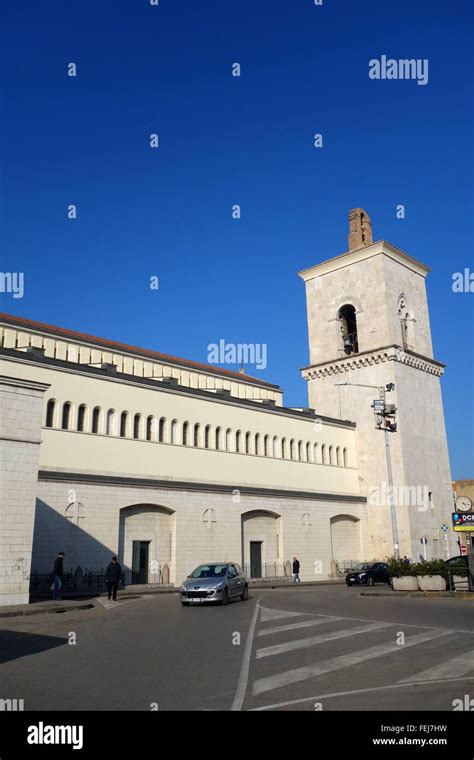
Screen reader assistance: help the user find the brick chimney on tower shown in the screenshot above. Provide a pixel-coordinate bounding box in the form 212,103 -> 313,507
348,208 -> 373,251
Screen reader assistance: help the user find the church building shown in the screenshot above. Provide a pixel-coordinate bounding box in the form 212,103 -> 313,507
0,210 -> 455,605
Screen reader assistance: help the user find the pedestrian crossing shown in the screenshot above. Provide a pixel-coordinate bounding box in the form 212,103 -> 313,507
242,605 -> 474,710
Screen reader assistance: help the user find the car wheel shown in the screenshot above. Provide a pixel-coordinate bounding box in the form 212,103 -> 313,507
241,585 -> 249,601
367,577 -> 375,586
221,588 -> 229,606
181,601 -> 190,606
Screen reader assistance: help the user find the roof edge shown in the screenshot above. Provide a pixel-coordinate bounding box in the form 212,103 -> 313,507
0,312 -> 281,390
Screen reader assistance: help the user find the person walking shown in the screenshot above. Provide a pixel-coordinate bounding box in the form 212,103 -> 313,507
292,556 -> 301,583
105,556 -> 122,601
52,551 -> 65,600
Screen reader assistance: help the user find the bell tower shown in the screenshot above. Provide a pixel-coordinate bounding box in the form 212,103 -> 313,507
299,210 -> 454,561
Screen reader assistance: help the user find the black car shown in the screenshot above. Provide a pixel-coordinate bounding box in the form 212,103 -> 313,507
346,562 -> 390,586
445,555 -> 468,570
444,555 -> 470,590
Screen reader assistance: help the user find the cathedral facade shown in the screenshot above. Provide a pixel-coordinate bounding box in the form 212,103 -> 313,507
0,211 -> 456,605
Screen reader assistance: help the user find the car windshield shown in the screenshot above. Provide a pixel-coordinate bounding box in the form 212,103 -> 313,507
189,564 -> 228,579
351,563 -> 373,571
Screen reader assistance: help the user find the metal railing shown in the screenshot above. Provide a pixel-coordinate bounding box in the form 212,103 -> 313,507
30,571 -> 75,593
336,560 -> 361,576
30,566 -> 170,592
243,563 -> 289,580
29,569 -> 125,593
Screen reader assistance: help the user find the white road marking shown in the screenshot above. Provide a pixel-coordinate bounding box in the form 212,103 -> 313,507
231,600 -> 261,711
252,628 -> 452,696
259,616 -> 343,637
94,596 -> 147,610
257,602 -> 474,636
399,651 -> 474,683
260,608 -> 304,623
250,676 -> 474,711
256,621 -> 392,659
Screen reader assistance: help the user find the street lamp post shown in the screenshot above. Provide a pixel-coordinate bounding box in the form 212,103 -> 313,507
335,381 -> 400,560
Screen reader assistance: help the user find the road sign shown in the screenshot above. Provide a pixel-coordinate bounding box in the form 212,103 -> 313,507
441,524 -> 449,532
420,536 -> 428,545
460,545 -> 468,556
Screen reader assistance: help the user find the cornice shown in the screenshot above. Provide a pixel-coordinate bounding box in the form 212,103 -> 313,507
37,469 -> 367,504
301,346 -> 445,380
298,240 -> 431,281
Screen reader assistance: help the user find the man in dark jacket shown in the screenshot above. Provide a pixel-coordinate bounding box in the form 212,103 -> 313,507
105,557 -> 122,601
52,551 -> 65,600
292,556 -> 301,583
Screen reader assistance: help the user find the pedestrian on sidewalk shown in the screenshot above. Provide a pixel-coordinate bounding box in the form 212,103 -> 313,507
52,551 -> 65,600
105,557 -> 122,601
292,556 -> 301,583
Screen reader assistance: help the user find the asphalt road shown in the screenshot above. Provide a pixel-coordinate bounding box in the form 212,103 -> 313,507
1,586 -> 473,711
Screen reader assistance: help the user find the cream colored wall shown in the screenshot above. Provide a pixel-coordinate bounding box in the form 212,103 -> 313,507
0,325 -> 282,405
34,479 -> 367,584
1,356 -> 360,495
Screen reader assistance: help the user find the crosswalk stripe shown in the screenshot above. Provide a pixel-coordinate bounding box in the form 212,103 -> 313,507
259,616 -> 343,637
399,650 -> 474,683
252,628 -> 452,696
260,608 -> 305,623
256,621 -> 392,659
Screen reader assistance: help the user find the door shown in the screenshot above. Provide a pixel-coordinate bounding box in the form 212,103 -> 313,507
131,540 -> 150,584
250,542 -> 262,578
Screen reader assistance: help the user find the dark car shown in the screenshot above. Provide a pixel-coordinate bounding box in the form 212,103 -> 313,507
346,562 -> 390,587
444,555 -> 470,590
445,555 -> 468,570
179,562 -> 249,606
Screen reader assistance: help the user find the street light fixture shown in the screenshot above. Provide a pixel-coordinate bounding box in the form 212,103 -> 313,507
334,380 -> 400,560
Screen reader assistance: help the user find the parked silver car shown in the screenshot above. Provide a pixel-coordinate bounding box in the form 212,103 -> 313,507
180,562 -> 249,606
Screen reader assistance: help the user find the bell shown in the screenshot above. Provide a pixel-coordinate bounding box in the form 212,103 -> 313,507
343,335 -> 352,348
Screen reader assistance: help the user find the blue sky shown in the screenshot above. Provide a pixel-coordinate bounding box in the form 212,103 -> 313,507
1,0 -> 473,477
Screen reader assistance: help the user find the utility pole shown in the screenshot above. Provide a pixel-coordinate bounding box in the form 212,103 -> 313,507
335,381 -> 400,560
382,389 -> 399,560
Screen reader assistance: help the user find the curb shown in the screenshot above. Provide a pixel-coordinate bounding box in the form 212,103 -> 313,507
30,579 -> 345,601
0,601 -> 94,619
360,591 -> 473,599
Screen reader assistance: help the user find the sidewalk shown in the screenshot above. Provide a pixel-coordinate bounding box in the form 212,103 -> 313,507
0,599 -> 95,619
4,578 -> 345,617
31,577 -> 343,598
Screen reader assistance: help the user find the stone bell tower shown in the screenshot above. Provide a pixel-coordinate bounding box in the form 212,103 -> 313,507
299,209 -> 455,561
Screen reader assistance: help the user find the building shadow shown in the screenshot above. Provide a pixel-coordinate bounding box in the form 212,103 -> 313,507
32,499 -> 122,574
0,629 -> 66,664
